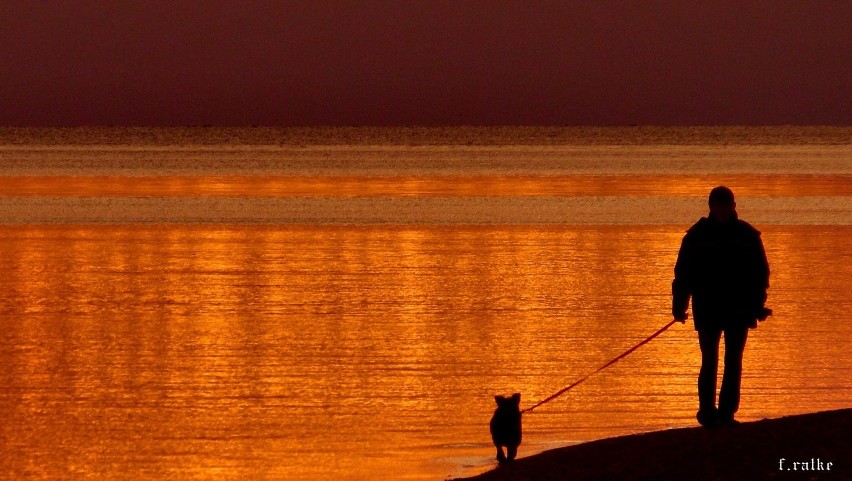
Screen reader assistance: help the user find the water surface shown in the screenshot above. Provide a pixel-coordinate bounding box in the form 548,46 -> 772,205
0,131 -> 850,480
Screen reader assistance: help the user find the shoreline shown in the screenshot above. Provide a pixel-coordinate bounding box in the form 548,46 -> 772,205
452,409 -> 851,481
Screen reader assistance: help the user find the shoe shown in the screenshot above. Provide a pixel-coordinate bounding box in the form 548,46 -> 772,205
718,417 -> 741,427
696,409 -> 719,428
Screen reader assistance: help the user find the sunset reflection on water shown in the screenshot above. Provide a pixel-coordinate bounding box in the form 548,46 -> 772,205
0,174 -> 849,197
1,224 -> 849,480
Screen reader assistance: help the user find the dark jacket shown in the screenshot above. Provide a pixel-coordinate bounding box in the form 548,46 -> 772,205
672,214 -> 769,331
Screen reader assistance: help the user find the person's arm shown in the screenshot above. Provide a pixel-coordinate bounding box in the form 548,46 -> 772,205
753,233 -> 771,320
672,234 -> 692,322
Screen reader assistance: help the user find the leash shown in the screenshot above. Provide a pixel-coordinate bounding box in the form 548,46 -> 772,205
522,319 -> 680,414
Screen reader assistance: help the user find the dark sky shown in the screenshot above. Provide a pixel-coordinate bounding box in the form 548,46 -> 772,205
1,1 -> 850,126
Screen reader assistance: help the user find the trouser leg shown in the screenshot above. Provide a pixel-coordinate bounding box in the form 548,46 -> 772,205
496,446 -> 506,462
697,328 -> 722,416
719,326 -> 749,419
507,445 -> 517,461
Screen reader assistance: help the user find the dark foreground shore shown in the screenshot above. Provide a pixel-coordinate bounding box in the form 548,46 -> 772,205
454,409 -> 850,481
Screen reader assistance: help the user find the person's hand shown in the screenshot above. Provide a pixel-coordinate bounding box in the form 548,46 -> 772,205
673,311 -> 688,323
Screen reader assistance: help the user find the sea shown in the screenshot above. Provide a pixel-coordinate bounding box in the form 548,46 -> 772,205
0,127 -> 850,480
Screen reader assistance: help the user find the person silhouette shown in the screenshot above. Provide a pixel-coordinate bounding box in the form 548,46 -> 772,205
672,186 -> 770,427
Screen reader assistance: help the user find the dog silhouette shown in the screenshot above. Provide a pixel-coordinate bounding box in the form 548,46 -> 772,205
490,393 -> 522,463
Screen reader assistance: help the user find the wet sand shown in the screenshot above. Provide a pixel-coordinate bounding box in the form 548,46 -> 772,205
454,409 -> 850,481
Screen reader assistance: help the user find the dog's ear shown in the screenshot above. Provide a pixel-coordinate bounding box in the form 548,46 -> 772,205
494,395 -> 504,405
511,393 -> 521,405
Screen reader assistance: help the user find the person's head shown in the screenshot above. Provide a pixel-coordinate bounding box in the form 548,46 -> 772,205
708,186 -> 736,222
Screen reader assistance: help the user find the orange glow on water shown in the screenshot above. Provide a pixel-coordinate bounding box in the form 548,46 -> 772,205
0,224 -> 849,480
0,174 -> 849,197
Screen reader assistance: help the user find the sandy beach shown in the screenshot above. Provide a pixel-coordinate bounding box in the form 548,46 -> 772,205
454,409 -> 850,481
